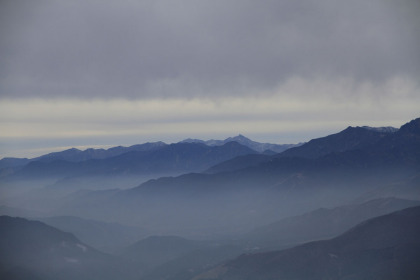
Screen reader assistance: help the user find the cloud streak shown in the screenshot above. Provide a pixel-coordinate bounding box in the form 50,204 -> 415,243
1,0 -> 419,99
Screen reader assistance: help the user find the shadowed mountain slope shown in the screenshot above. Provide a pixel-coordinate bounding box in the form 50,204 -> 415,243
38,216 -> 147,253
0,216 -> 141,280
244,197 -> 420,250
279,125 -> 396,159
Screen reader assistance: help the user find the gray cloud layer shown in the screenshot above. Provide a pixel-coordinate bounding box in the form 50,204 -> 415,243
1,0 -> 419,99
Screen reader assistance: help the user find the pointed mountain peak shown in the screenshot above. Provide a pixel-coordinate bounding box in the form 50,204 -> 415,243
228,134 -> 252,142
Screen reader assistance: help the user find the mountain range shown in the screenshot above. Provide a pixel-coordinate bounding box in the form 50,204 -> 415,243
4,141 -> 256,179
0,135 -> 297,197
0,134 -> 297,169
0,135 -> 302,213
0,118 -> 419,279
98,118 -> 418,234
4,118 -> 414,236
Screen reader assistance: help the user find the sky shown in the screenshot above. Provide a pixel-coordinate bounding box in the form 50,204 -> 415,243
1,0 -> 419,158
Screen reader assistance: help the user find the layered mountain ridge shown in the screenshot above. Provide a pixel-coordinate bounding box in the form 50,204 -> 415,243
41,118 -> 420,237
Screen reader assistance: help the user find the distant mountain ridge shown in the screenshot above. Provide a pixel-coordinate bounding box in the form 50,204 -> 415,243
34,142 -> 167,162
180,134 -> 301,153
0,142 -> 167,167
0,135 -> 293,170
7,141 -> 257,179
0,126 -> 398,168
0,135 -> 294,165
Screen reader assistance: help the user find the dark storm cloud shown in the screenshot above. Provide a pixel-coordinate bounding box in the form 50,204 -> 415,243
1,0 -> 419,99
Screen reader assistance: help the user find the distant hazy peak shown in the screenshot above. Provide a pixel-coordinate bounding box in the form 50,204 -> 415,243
179,138 -> 205,144
226,134 -> 250,141
180,135 -> 299,153
361,126 -> 398,133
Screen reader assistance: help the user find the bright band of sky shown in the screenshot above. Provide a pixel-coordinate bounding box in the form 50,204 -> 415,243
1,76 -> 418,158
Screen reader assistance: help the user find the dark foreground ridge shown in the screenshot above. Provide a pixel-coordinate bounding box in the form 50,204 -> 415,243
195,206 -> 420,280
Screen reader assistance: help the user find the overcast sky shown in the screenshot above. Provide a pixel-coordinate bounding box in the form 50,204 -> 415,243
1,0 -> 419,158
